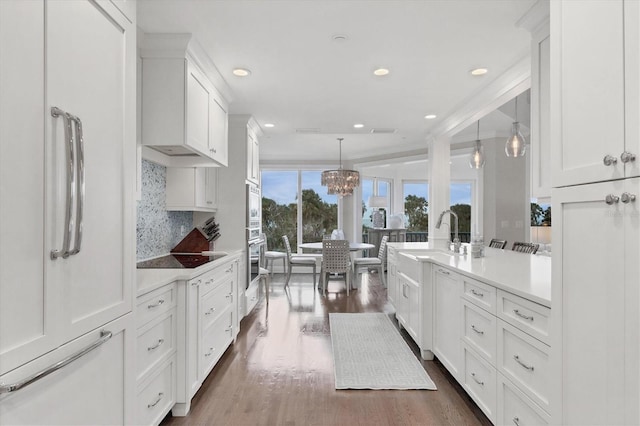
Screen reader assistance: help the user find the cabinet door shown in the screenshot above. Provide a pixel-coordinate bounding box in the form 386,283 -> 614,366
387,261 -> 397,306
551,0 -> 626,186
204,168 -> 218,210
47,0 -> 135,344
407,277 -> 421,344
247,131 -> 260,184
552,179 -> 634,425
433,267 -> 463,382
625,0 -> 640,179
395,276 -> 409,328
186,63 -> 212,158
210,97 -> 228,167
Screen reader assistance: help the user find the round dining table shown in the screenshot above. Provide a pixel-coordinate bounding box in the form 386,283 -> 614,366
298,242 -> 375,252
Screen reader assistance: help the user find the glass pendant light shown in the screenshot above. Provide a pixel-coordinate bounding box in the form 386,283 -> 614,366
505,96 -> 526,157
469,120 -> 485,169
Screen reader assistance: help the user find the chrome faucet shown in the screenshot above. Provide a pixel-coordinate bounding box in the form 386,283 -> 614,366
435,209 -> 461,253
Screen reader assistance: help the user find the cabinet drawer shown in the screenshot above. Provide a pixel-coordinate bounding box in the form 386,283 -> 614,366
245,282 -> 259,315
137,283 -> 177,328
498,319 -> 550,412
498,290 -> 550,345
199,308 -> 233,381
200,277 -> 233,330
199,261 -> 236,296
462,343 -> 497,423
462,277 -> 497,314
137,309 -> 176,381
462,300 -> 497,367
136,357 -> 176,426
497,373 -> 550,426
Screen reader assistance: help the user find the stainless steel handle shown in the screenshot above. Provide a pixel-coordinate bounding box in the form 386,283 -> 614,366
225,266 -> 233,273
147,299 -> 165,309
605,194 -> 620,205
471,372 -> 484,386
225,326 -> 232,333
512,417 -> 520,426
471,325 -> 484,335
204,347 -> 215,357
470,289 -> 484,297
147,392 -> 164,408
204,307 -> 216,315
513,309 -> 534,321
192,279 -> 202,286
438,269 -> 450,275
204,279 -> 213,286
514,354 -> 534,371
68,114 -> 84,256
226,293 -> 233,303
147,339 -> 164,351
621,151 -> 636,163
50,107 -> 75,260
621,192 -> 637,203
603,155 -> 618,166
0,330 -> 112,394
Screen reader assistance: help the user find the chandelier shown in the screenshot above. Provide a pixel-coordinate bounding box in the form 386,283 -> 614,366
321,137 -> 360,196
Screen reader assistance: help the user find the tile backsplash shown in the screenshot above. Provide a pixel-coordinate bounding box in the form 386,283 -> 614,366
137,159 -> 193,260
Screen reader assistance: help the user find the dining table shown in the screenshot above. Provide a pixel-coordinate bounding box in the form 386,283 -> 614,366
298,241 -> 375,252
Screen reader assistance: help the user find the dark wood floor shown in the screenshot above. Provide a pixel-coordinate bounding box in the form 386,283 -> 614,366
161,272 -> 492,426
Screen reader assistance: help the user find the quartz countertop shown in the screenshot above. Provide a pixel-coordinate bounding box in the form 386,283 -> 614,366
136,249 -> 243,297
387,242 -> 551,307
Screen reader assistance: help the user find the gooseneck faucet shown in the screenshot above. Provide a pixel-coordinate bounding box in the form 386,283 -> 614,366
436,209 -> 461,253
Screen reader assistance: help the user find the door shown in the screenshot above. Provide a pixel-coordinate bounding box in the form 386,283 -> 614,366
433,267 -> 463,381
552,179 -> 639,424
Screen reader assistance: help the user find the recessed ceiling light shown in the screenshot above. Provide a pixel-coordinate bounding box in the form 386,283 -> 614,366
264,123 -> 275,128
232,68 -> 251,77
373,68 -> 390,76
353,123 -> 364,128
424,114 -> 437,120
332,34 -> 349,42
470,68 -> 488,76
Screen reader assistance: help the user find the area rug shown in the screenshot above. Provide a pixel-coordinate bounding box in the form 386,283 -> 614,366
329,313 -> 437,390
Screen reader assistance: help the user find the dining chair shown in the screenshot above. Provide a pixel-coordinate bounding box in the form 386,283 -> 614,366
353,235 -> 388,288
282,235 -> 317,289
489,238 -> 507,249
258,266 -> 270,307
263,233 -> 287,277
511,241 -> 539,254
320,239 -> 352,296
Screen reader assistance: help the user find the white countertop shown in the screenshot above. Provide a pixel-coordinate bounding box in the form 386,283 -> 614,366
136,249 -> 243,297
387,242 -> 551,308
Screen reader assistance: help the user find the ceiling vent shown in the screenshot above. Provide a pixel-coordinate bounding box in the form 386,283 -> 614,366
370,128 -> 397,134
295,128 -> 321,134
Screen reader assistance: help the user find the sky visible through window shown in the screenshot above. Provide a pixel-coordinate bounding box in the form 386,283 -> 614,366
262,170 -> 338,203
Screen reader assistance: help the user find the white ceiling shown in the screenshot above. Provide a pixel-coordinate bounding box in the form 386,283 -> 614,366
137,0 -> 537,163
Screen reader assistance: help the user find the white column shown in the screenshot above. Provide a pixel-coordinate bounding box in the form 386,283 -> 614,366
428,134 -> 451,250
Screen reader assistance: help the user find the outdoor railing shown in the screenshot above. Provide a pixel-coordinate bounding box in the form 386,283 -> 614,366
362,231 -> 471,244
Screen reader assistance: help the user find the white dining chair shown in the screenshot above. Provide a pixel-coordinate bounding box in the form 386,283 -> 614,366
282,235 -> 317,289
263,233 -> 287,277
320,239 -> 352,296
353,235 -> 388,288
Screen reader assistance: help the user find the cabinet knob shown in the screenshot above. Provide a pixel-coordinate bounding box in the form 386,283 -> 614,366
210,148 -> 217,154
621,192 -> 637,203
621,151 -> 636,163
603,155 -> 618,166
605,194 -> 620,205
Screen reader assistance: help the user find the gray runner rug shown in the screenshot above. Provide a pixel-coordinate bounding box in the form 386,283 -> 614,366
329,313 -> 437,390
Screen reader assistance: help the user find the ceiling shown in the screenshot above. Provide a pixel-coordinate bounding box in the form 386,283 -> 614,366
137,0 -> 537,163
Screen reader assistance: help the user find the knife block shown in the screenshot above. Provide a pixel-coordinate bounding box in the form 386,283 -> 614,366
171,228 -> 210,254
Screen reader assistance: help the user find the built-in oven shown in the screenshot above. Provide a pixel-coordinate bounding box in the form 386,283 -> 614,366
247,183 -> 261,240
247,234 -> 266,290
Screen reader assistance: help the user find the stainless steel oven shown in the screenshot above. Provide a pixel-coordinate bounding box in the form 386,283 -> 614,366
247,234 -> 266,290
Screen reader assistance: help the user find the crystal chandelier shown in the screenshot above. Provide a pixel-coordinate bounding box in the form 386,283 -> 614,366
321,137 -> 360,196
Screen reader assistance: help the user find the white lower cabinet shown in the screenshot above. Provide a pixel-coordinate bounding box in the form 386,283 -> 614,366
433,266 -> 463,381
136,357 -> 176,426
497,373 -> 550,426
462,343 -> 497,423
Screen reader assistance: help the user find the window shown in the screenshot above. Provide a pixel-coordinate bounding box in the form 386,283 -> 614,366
450,182 -> 472,242
362,178 -> 391,233
301,171 -> 337,243
403,181 -> 429,231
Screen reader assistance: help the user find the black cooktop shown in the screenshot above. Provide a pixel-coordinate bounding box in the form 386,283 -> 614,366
137,253 -> 227,269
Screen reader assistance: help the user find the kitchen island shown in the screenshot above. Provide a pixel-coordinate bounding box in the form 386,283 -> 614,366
386,242 -> 551,425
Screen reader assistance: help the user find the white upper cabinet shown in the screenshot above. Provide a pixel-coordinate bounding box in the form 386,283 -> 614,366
166,167 -> 218,212
551,0 -> 639,187
247,129 -> 260,185
140,33 -> 230,168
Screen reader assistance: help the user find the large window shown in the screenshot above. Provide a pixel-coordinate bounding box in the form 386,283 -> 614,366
361,178 -> 391,233
450,182 -> 472,241
403,181 -> 429,231
261,170 -> 337,251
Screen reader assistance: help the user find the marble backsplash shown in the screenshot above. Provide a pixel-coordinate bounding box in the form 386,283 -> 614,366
137,159 -> 193,261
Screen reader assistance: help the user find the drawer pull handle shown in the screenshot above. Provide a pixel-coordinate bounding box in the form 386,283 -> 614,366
205,347 -> 215,357
471,325 -> 484,335
191,279 -> 202,287
513,309 -> 534,321
225,326 -> 233,333
512,417 -> 520,426
225,266 -> 233,273
204,307 -> 216,316
471,372 -> 484,386
514,355 -> 534,371
147,392 -> 164,408
470,289 -> 484,297
147,339 -> 164,351
147,299 -> 165,309
438,269 -> 450,275
205,279 -> 213,285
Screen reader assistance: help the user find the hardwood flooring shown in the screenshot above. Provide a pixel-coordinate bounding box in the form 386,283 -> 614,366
161,272 -> 492,426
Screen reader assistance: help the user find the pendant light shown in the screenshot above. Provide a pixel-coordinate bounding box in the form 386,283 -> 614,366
505,95 -> 527,157
469,120 -> 485,169
321,138 -> 360,196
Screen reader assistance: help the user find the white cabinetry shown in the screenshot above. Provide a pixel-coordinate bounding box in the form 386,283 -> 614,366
551,0 -> 639,187
140,33 -> 229,167
173,254 -> 241,416
387,246 -> 398,306
0,1 -> 136,422
166,167 -> 218,212
247,129 -> 260,185
433,266 -> 463,381
135,283 -> 178,426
